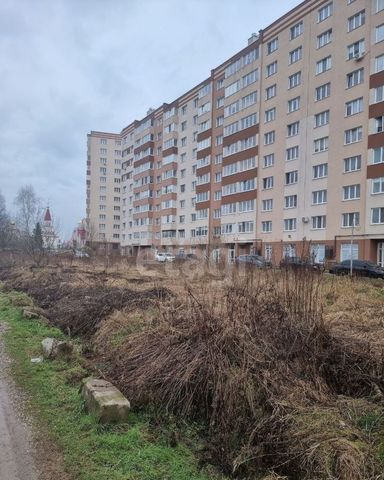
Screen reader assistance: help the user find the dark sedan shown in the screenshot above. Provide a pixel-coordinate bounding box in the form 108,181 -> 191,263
279,256 -> 323,272
329,260 -> 384,278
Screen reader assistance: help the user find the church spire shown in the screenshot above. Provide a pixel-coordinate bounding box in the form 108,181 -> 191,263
44,207 -> 52,222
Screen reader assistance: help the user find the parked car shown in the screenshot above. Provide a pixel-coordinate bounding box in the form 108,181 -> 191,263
329,260 -> 384,278
174,253 -> 198,262
155,252 -> 175,262
74,250 -> 89,258
235,254 -> 269,267
279,256 -> 322,272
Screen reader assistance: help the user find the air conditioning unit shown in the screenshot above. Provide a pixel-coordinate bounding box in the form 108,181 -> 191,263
354,52 -> 365,61
302,217 -> 310,223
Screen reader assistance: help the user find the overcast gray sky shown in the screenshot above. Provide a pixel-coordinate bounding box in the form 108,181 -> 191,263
0,0 -> 301,239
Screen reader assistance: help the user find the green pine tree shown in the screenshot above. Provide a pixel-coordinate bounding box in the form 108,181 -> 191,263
33,222 -> 44,250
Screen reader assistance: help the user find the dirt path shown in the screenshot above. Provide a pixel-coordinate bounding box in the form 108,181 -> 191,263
0,323 -> 39,480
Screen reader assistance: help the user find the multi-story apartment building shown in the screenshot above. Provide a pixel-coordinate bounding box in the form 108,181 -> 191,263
87,0 -> 384,266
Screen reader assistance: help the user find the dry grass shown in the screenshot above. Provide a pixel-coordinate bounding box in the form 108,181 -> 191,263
94,268 -> 384,478
1,260 -> 384,479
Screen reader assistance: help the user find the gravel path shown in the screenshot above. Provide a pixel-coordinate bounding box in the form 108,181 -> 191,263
0,323 -> 39,480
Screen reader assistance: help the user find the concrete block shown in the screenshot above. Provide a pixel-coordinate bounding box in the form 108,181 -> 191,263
81,378 -> 130,424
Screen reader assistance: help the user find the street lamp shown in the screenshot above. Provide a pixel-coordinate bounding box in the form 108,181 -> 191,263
350,216 -> 360,277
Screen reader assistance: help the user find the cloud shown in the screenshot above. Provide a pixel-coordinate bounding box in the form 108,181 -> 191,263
0,0 -> 301,238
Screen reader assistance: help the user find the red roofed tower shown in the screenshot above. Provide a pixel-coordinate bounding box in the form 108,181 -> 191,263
42,206 -> 58,249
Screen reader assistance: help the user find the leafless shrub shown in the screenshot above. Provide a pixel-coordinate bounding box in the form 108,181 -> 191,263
102,268 -> 383,478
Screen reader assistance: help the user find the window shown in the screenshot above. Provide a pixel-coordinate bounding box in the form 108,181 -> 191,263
315,83 -> 331,101
263,154 -> 274,168
347,40 -> 365,60
347,68 -> 364,88
345,126 -> 362,144
221,203 -> 236,216
289,46 -> 302,64
376,55 -> 384,73
263,176 -> 274,189
242,69 -> 258,87
266,84 -> 277,100
216,115 -> 224,127
238,221 -> 254,233
215,154 -> 222,164
198,102 -> 211,116
372,207 -> 384,224
316,56 -> 332,74
284,194 -> 297,208
312,189 -> 327,204
286,146 -> 299,161
345,98 -> 363,116
238,199 -> 255,213
225,80 -> 241,98
375,86 -> 384,103
373,147 -> 384,164
288,71 -> 301,89
314,136 -> 329,153
312,216 -> 326,229
266,61 -> 277,77
372,177 -> 384,194
220,101 -> 237,121
242,91 -> 257,109
318,3 -> 332,22
285,170 -> 298,185
290,21 -> 303,39
315,110 -> 330,127
344,155 -> 361,172
267,37 -> 278,54
264,131 -> 275,145
317,29 -> 332,48
348,11 -> 365,32
377,0 -> 384,13
262,199 -> 273,211
215,172 -> 222,183
375,116 -> 384,133
216,97 -> 224,108
343,184 -> 360,200
313,163 -> 328,179
376,24 -> 384,43
216,135 -> 223,146
284,218 -> 297,231
222,157 -> 256,176
262,221 -> 272,233
214,191 -> 221,200
287,121 -> 300,137
288,96 -> 300,112
265,107 -> 276,123
342,212 -> 360,227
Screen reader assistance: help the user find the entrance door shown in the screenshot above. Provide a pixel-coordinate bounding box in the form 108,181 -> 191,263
228,248 -> 235,264
378,242 -> 384,267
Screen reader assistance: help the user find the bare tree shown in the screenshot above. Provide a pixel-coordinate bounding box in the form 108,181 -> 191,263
0,190 -> 13,249
14,185 -> 42,235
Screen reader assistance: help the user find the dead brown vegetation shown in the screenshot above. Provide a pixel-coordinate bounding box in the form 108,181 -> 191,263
97,269 -> 384,479
1,260 -> 384,479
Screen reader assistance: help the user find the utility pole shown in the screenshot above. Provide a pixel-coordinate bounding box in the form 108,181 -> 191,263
349,216 -> 359,277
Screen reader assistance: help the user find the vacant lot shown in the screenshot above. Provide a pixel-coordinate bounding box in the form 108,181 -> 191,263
0,257 -> 384,479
